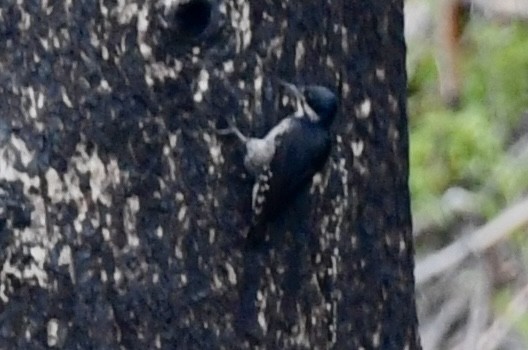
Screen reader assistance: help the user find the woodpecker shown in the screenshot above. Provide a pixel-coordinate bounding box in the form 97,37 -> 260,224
218,81 -> 338,241
218,81 -> 337,338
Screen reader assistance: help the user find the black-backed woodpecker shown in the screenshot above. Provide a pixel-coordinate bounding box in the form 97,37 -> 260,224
219,81 -> 338,240
218,81 -> 337,339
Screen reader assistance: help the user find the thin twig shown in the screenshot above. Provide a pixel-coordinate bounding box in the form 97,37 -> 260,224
420,293 -> 469,350
451,261 -> 491,350
477,283 -> 528,350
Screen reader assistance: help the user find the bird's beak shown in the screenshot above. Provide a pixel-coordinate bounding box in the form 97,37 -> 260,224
278,79 -> 303,100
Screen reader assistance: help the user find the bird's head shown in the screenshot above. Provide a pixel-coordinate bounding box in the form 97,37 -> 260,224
280,81 -> 338,127
302,85 -> 338,127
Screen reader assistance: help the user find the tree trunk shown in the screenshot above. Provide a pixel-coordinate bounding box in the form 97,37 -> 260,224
0,0 -> 420,348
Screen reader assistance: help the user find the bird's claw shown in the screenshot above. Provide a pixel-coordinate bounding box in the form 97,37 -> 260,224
215,127 -> 235,135
215,118 -> 248,143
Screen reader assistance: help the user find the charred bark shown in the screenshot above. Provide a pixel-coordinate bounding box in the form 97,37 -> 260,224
0,0 -> 419,348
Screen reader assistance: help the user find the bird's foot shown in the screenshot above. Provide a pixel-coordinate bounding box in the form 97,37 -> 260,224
215,126 -> 236,136
215,118 -> 248,143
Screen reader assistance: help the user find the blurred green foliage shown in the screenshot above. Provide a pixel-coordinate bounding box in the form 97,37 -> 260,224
408,20 -> 528,217
409,14 -> 528,345
494,286 -> 528,343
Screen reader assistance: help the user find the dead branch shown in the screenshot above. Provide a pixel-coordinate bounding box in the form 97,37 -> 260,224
415,197 -> 528,285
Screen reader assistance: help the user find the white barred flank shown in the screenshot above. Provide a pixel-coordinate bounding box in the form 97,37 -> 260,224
251,167 -> 273,218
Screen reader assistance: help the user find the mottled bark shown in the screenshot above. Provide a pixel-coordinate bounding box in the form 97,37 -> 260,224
0,0 -> 419,348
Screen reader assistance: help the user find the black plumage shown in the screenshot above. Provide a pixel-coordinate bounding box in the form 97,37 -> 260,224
248,117 -> 332,243
218,82 -> 337,339
246,83 -> 337,242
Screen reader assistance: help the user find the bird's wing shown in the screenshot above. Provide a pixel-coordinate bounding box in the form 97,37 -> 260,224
251,119 -> 331,227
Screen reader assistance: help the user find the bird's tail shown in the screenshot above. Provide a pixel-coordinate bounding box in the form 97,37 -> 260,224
236,221 -> 268,340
